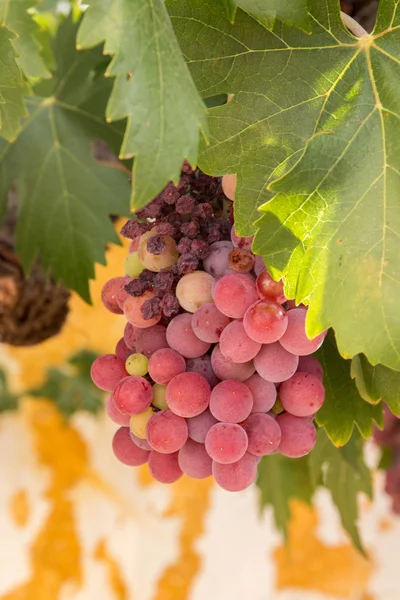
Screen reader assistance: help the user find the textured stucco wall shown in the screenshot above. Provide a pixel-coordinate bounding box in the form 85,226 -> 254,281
0,229 -> 399,600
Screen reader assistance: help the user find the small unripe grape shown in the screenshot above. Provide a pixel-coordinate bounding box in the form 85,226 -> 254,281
176,270 -> 214,313
152,384 -> 168,410
124,252 -> 145,277
130,406 -> 155,439
125,353 -> 149,377
222,174 -> 237,201
138,234 -> 178,272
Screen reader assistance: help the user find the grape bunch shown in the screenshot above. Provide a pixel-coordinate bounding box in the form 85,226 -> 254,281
91,168 -> 327,492
374,407 -> 400,514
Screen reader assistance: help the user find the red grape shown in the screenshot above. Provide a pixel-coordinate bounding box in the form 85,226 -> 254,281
166,372 -> 211,417
146,410 -> 188,453
112,427 -> 150,466
210,379 -> 253,423
148,451 -> 183,483
212,453 -> 258,491
277,413 -> 317,457
205,423 -> 248,464
112,376 -> 153,415
178,440 -> 212,478
91,354 -> 128,392
241,413 -> 281,456
148,348 -> 186,385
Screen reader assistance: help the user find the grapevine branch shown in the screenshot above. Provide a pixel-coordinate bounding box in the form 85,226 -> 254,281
340,11 -> 369,39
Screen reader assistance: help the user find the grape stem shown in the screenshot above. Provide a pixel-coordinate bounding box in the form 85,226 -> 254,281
340,11 -> 369,38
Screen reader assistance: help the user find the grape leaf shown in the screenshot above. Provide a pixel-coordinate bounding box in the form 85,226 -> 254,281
221,0 -> 311,31
309,429 -> 371,555
170,0 -> 400,370
77,0 -> 208,211
257,453 -> 313,538
315,332 -> 383,446
28,350 -> 103,416
0,369 -> 19,412
0,0 -> 52,79
0,26 -> 27,140
0,17 -> 130,301
351,354 -> 400,416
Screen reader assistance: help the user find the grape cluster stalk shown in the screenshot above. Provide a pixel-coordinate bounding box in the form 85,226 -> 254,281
91,167 -> 328,491
374,407 -> 400,514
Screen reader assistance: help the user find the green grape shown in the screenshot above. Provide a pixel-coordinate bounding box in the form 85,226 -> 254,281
125,353 -> 149,377
130,406 -> 154,439
152,384 -> 168,410
124,252 -> 145,277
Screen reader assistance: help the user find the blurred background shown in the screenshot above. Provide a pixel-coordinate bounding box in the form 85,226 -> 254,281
0,224 -> 399,600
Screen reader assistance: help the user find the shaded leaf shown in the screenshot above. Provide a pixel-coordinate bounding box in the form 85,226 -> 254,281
0,369 -> 19,412
28,350 -> 103,416
0,26 -> 27,140
351,354 -> 400,416
0,17 -> 130,301
315,332 -> 383,446
170,0 -> 400,369
257,453 -> 314,538
78,0 -> 208,211
309,429 -> 371,555
221,0 -> 311,30
0,0 -> 52,78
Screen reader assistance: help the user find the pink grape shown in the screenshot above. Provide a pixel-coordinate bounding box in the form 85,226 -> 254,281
148,348 -> 186,385
253,255 -> 265,276
186,355 -> 220,388
243,299 -> 288,344
230,225 -> 254,251
106,394 -> 131,426
244,374 -> 277,413
176,270 -> 214,313
129,237 -> 140,252
123,290 -> 161,329
205,423 -> 248,464
135,325 -> 167,358
212,273 -> 258,318
192,303 -> 231,343
115,338 -> 132,361
166,313 -> 211,358
219,320 -> 261,363
91,354 -> 128,391
212,452 -> 258,491
241,413 -> 281,456
298,355 -> 324,381
138,234 -> 178,272
112,376 -> 153,415
256,270 -> 286,304
115,276 -> 134,309
277,413 -> 317,457
279,372 -> 325,417
279,308 -> 327,356
253,342 -> 299,383
187,409 -> 218,443
112,427 -> 150,466
221,173 -> 237,201
166,372 -> 211,417
203,241 -> 234,277
129,431 -> 152,451
210,379 -> 253,423
178,440 -> 212,479
124,322 -> 141,350
101,277 -> 127,314
146,410 -> 188,453
148,450 -> 183,483
211,344 -> 255,381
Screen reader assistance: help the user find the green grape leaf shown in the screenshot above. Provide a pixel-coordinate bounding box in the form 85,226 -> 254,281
309,429 -> 371,555
257,453 -> 314,538
221,0 -> 311,31
77,0 -> 208,211
0,17 -> 130,301
0,369 -> 19,412
0,86 -> 28,141
170,0 -> 400,369
0,0 -> 52,79
28,350 -> 103,416
351,354 -> 400,416
0,26 -> 27,140
315,332 -> 383,446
